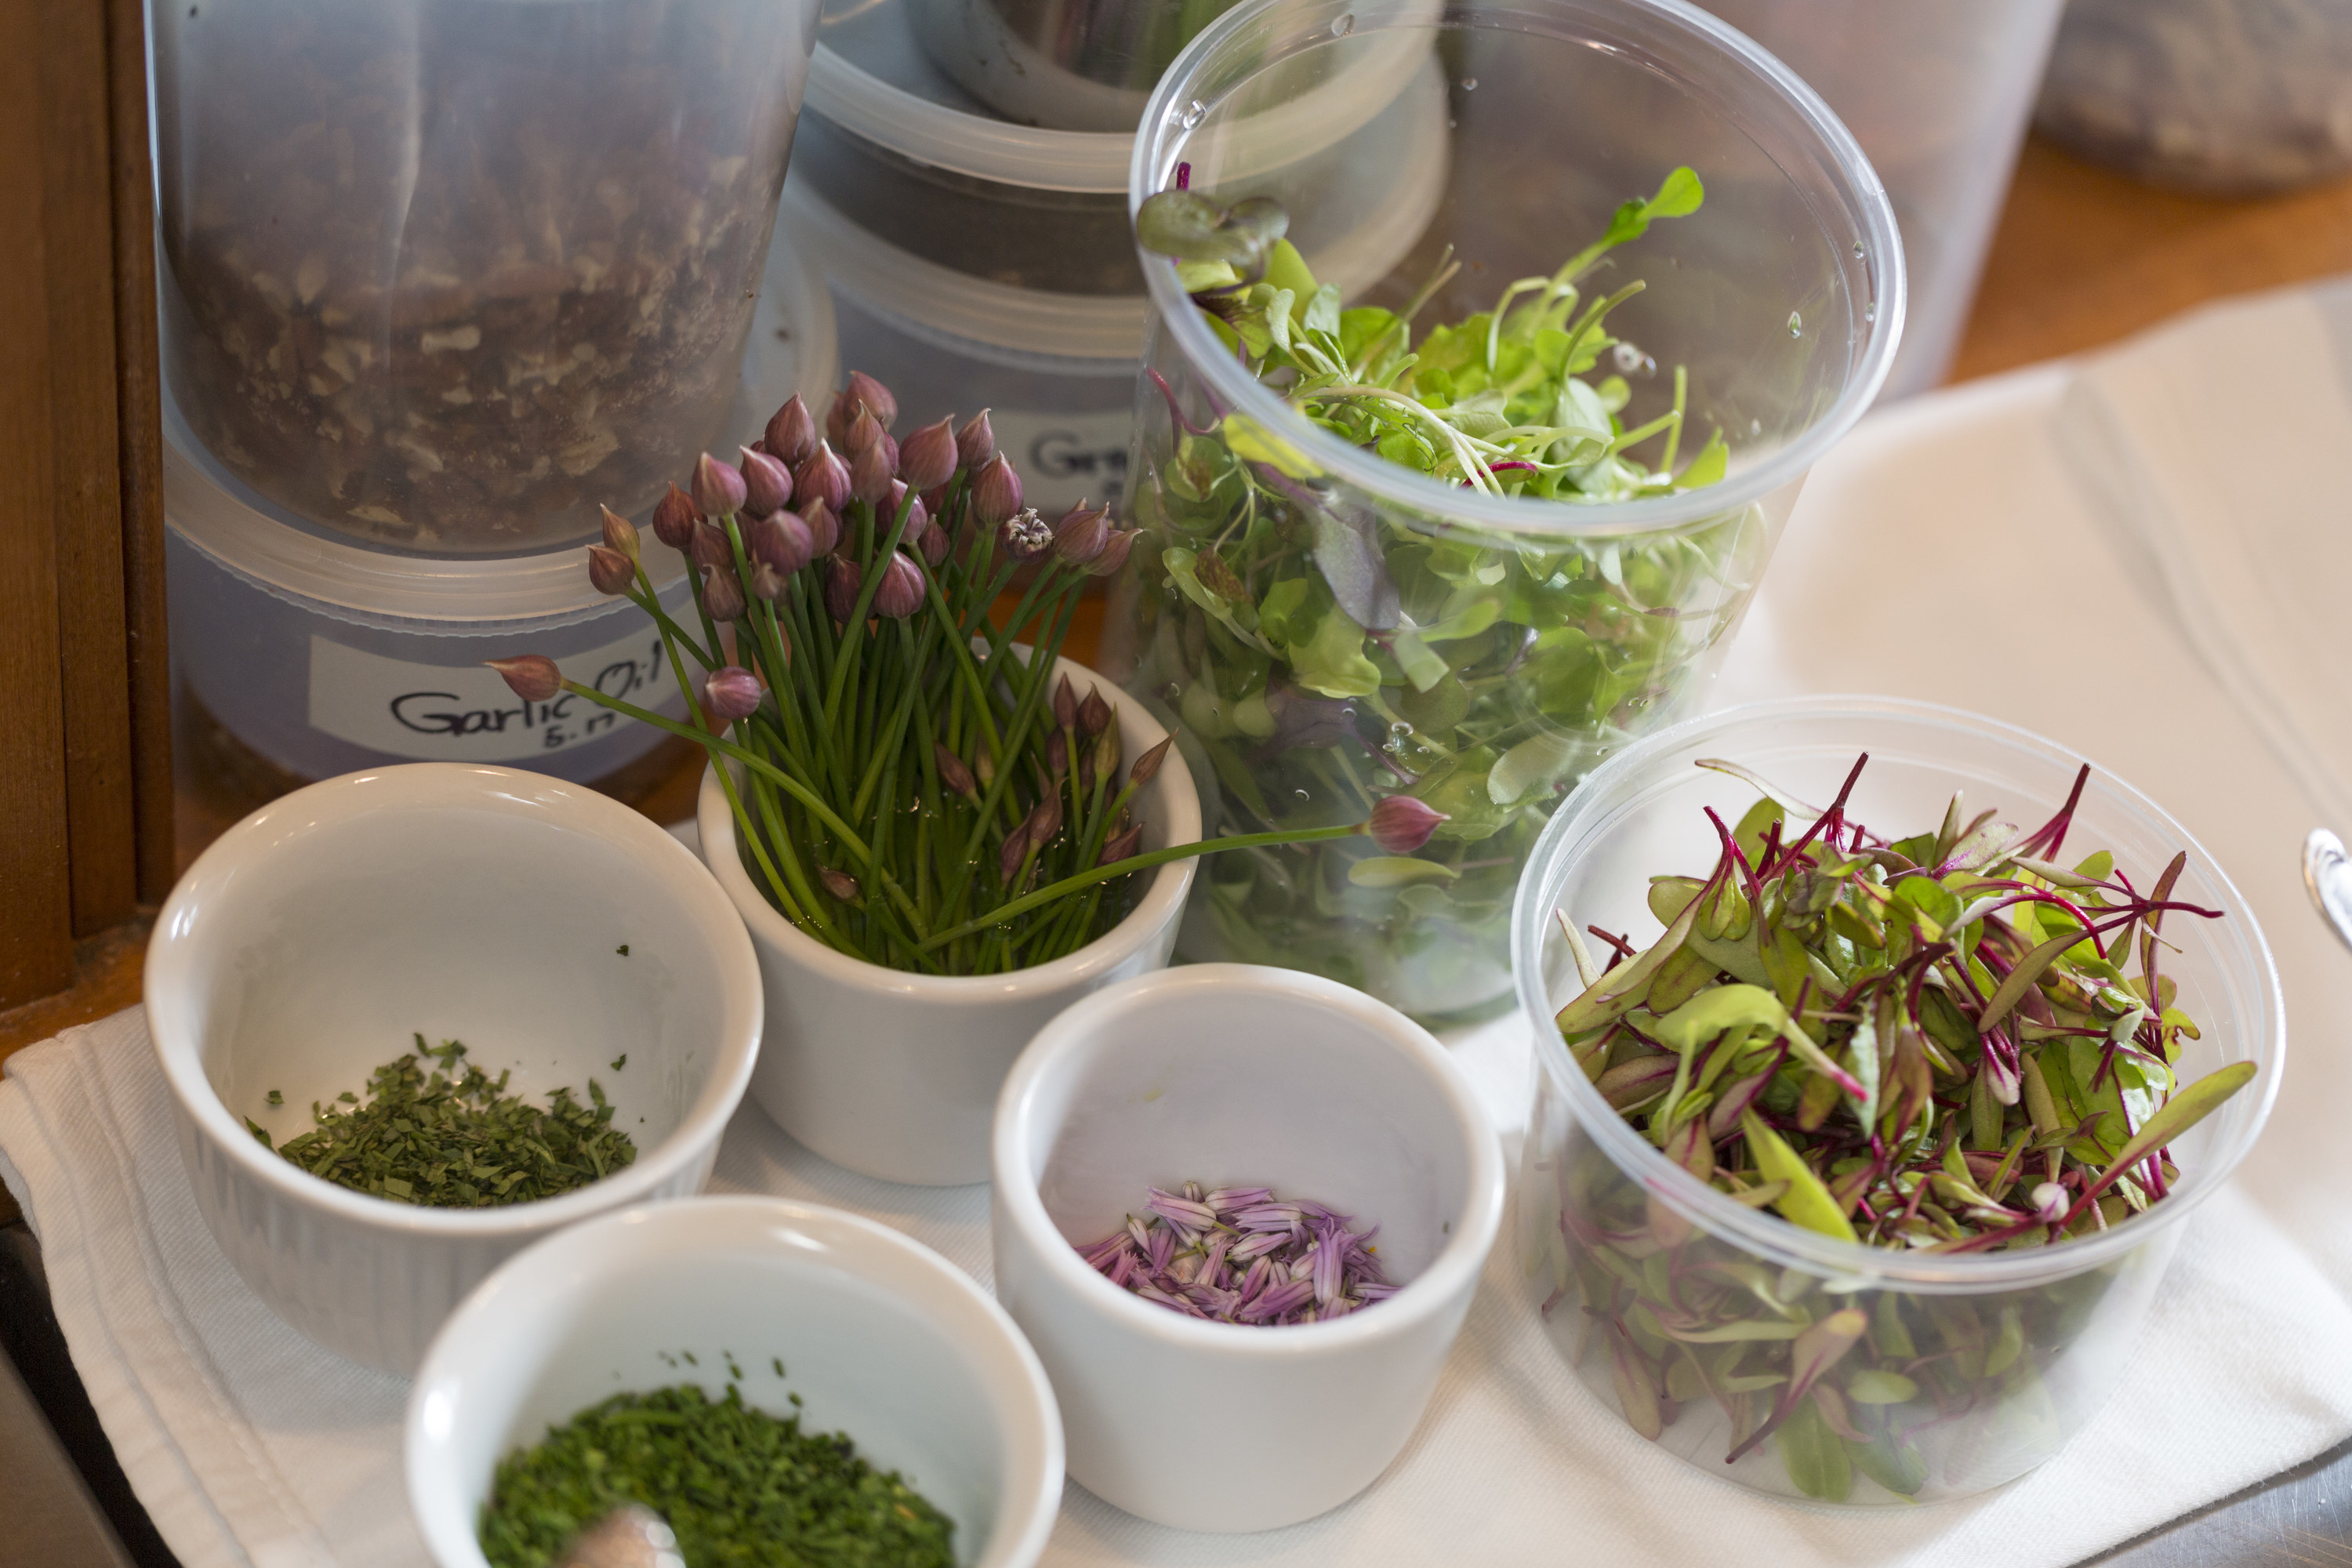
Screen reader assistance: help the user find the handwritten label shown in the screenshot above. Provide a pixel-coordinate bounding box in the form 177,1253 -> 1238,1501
307,626 -> 681,762
993,406 -> 1134,514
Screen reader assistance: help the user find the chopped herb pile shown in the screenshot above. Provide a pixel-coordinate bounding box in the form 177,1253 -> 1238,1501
477,1383 -> 955,1568
1556,753 -> 2256,1254
1076,1181 -> 1394,1324
246,1036 -> 634,1207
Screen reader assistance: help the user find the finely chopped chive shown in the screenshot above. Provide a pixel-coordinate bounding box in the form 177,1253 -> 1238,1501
266,1089 -> 282,1105
246,1036 -> 636,1207
477,1384 -> 954,1568
616,944 -> 630,956
610,1054 -> 628,1072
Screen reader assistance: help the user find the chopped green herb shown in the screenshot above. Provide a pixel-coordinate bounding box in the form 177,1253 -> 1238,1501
265,1088 -> 283,1106
615,944 -> 630,956
772,1358 -> 786,1377
609,1053 -> 628,1073
269,1036 -> 636,1207
478,1384 -> 954,1568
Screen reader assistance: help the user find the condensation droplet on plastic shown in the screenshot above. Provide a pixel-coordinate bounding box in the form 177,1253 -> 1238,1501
1612,341 -> 1643,372
1390,720 -> 1410,738
1787,311 -> 1802,338
1852,241 -> 1866,260
1864,301 -> 1877,323
1330,12 -> 1355,35
1460,77 -> 1477,90
1294,788 -> 1312,802
1750,417 -> 1762,435
1180,100 -> 1206,129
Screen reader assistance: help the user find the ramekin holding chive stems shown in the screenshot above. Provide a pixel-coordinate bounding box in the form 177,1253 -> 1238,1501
145,764 -> 762,1375
991,964 -> 1504,1530
1511,696 -> 2283,1506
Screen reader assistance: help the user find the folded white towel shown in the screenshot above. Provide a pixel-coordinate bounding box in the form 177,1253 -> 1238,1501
9,281 -> 2352,1568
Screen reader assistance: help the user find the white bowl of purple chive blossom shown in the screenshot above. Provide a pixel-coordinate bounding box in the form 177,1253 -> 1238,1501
990,964 -> 1505,1532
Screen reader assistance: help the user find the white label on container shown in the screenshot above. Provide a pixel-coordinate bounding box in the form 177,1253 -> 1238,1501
992,407 -> 1134,515
307,626 -> 679,762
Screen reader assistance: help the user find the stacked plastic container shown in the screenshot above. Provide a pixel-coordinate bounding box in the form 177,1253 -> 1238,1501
151,0 -> 829,813
780,0 -> 1448,516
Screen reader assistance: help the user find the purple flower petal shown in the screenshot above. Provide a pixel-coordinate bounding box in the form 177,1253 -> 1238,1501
1205,1186 -> 1272,1215
1147,1224 -> 1176,1276
1148,1189 -> 1221,1231
1234,1203 -> 1302,1232
1312,1235 -> 1345,1306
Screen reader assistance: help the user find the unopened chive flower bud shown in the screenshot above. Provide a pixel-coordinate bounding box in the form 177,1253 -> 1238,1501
485,655 -> 562,702
999,819 -> 1032,885
692,451 -> 747,518
1128,735 -> 1174,789
702,665 -> 763,723
819,867 -> 859,902
844,405 -> 885,458
1054,674 -> 1078,730
739,446 -> 793,515
975,749 -> 996,788
599,505 -> 640,561
1091,725 -> 1121,782
746,559 -> 786,602
874,551 -> 927,619
1047,728 -> 1069,779
912,502 -> 948,565
689,521 -> 733,572
1365,795 -> 1447,855
800,497 -> 841,557
748,510 -> 813,576
971,456 -> 1024,527
1088,528 -> 1138,578
652,484 -> 700,549
850,439 -> 895,507
699,564 -> 747,622
999,507 -> 1053,561
1053,502 -> 1109,566
1030,792 -> 1063,845
824,389 -> 855,448
845,370 -> 898,430
956,408 -> 996,470
935,743 -> 978,800
793,442 -> 852,515
1098,821 -> 1143,867
1079,686 -> 1112,738
587,544 -> 635,596
898,416 -> 958,492
765,394 -> 818,466
824,556 -> 860,624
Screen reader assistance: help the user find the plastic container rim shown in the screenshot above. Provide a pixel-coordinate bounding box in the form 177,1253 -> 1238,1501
1508,693 -> 2285,1289
1131,0 -> 1908,539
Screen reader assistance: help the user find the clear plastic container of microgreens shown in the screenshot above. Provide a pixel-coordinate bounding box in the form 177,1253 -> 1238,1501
1510,696 -> 2284,1505
1105,0 -> 1904,1024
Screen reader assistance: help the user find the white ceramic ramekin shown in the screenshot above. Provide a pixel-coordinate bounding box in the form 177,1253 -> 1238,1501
145,764 -> 762,1374
698,656 -> 1200,1185
406,1196 -> 1064,1568
990,964 -> 1505,1531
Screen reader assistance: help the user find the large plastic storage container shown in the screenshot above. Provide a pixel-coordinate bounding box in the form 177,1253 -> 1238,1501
169,217 -> 837,809
152,0 -> 822,553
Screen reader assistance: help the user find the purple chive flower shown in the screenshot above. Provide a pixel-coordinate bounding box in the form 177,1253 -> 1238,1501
586,544 -> 635,596
800,498 -> 841,557
972,456 -> 1025,527
1088,528 -> 1138,579
794,442 -> 853,516
699,564 -> 747,622
1052,502 -> 1110,566
1075,1183 -> 1391,1327
748,510 -> 815,577
844,370 -> 898,432
874,552 -> 927,619
824,557 -> 861,625
766,394 -> 818,467
692,452 -> 748,518
599,505 -> 640,561
651,484 -> 701,550
956,409 -> 996,470
485,655 -> 562,702
701,666 -> 762,723
1366,795 -> 1449,855
689,521 -> 734,572
739,446 -> 793,515
999,507 -> 1053,561
850,438 -> 895,507
898,416 -> 958,491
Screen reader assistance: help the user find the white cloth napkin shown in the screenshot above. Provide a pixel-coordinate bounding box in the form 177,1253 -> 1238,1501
9,279 -> 2352,1568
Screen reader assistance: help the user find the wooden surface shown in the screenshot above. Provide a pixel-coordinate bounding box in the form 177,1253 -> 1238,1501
5,135 -> 2352,1062
0,2 -> 82,1010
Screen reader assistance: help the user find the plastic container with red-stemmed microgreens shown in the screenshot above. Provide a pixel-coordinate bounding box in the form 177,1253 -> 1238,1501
1512,698 -> 2281,1507
488,372 -> 1447,978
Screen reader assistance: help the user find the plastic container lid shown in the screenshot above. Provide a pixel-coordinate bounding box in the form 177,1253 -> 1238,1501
782,54 -> 1450,364
166,209 -> 837,626
806,0 -> 1437,192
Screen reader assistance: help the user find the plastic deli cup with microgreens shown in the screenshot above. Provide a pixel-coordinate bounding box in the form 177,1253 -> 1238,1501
1103,0 -> 1904,1022
1511,697 -> 2282,1505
